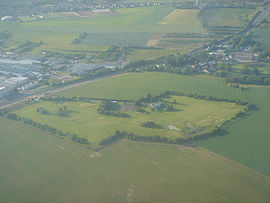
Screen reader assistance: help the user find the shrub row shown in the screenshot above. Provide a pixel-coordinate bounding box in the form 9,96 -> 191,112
6,113 -> 90,146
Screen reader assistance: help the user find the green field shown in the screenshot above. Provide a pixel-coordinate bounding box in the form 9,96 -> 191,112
251,26 -> 270,50
200,8 -> 253,27
56,72 -> 244,101
126,47 -> 187,61
77,33 -> 153,47
1,117 -> 270,202
13,95 -> 244,146
0,6 -> 207,55
195,87 -> 270,176
54,72 -> 270,177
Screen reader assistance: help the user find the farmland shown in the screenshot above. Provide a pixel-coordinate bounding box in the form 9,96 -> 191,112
13,95 -> 244,147
1,1 -> 270,202
0,5 -> 206,57
1,117 -> 270,202
195,87 -> 270,176
52,72 -> 270,177
56,72 -> 244,101
250,27 -> 270,51
199,8 -> 254,37
0,6 -> 175,52
0,6 -> 255,58
158,9 -> 204,33
199,8 -> 253,27
75,33 -> 153,47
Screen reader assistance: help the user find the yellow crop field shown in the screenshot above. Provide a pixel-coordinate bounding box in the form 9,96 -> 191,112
159,9 -> 201,25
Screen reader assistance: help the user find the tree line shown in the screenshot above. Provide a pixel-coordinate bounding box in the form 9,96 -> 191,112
5,113 -> 91,146
226,75 -> 270,86
124,51 -> 214,76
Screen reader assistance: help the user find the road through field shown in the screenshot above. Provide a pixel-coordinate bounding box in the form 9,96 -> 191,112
0,72 -> 129,110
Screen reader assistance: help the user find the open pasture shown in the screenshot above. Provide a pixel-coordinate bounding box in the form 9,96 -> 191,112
56,72 -> 244,101
13,95 -> 243,146
196,87 -> 270,176
199,8 -> 253,27
250,27 -> 270,50
126,47 -> 186,61
1,117 -> 270,202
77,32 -> 152,47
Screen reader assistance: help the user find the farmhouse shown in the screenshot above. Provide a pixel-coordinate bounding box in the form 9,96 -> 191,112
150,103 -> 161,109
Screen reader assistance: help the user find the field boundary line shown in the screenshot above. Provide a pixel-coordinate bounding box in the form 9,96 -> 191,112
199,147 -> 270,179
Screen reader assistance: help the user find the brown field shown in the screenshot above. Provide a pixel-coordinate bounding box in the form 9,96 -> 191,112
146,33 -> 163,47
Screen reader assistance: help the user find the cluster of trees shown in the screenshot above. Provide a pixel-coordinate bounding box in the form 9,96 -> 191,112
240,65 -> 259,75
82,66 -> 117,78
42,96 -> 94,103
97,46 -> 129,61
11,40 -> 43,53
141,121 -> 163,129
99,130 -> 186,147
71,134 -> 90,145
137,91 -> 170,104
124,52 -> 213,76
97,101 -> 130,118
57,106 -> 72,117
226,75 -> 270,86
172,91 -> 247,105
137,91 -> 247,106
42,51 -> 87,60
135,107 -> 148,113
36,107 -> 50,115
6,112 -> 91,146
156,103 -> 175,112
229,36 -> 261,51
210,62 -> 270,86
72,32 -> 87,44
99,130 -> 170,147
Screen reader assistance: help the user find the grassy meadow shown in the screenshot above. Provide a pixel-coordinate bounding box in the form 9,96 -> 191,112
195,87 -> 270,176
1,117 -> 270,202
56,72 -> 244,101
251,26 -> 270,51
125,47 -> 187,61
13,95 -> 244,146
199,8 -> 253,27
77,32 -> 153,47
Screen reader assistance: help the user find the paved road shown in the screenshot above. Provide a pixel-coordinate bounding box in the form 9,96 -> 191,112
0,72 -> 128,110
